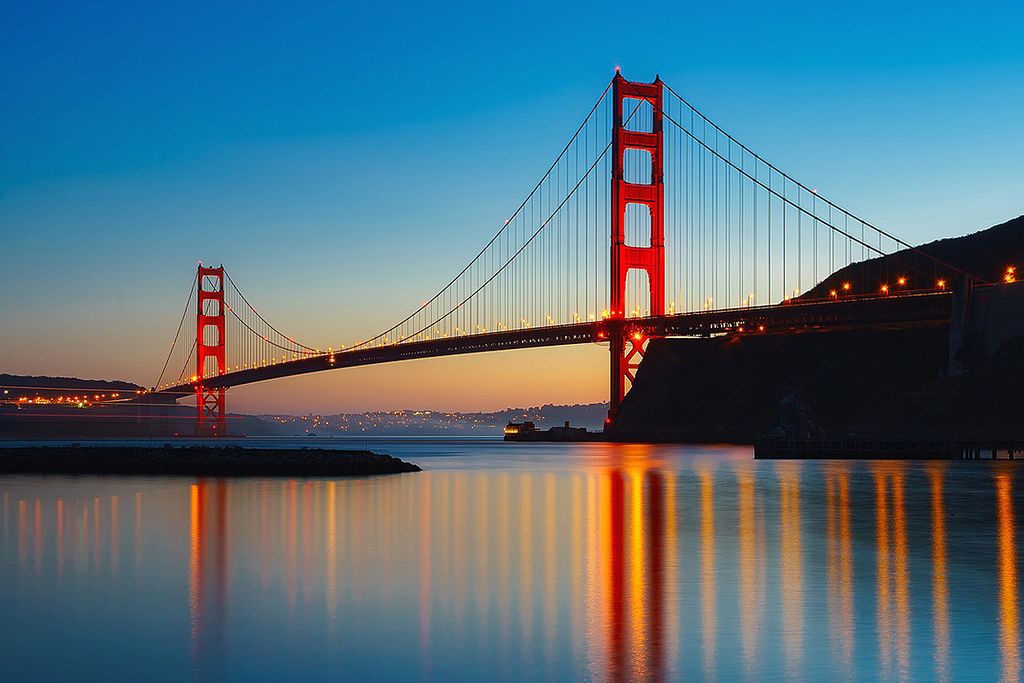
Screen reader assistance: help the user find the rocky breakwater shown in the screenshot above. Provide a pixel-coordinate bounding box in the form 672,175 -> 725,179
0,445 -> 421,476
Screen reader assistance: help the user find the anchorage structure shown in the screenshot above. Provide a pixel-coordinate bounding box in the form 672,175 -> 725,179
608,73 -> 666,421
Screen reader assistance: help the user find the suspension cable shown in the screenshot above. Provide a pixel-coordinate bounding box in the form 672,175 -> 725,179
388,98 -> 646,343
225,304 -> 316,354
154,269 -> 199,389
223,269 -> 319,352
347,78 -> 615,351
660,80 -> 985,283
634,81 -> 920,262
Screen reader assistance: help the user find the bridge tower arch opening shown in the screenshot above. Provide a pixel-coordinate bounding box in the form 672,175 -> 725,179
608,73 -> 665,425
196,264 -> 227,435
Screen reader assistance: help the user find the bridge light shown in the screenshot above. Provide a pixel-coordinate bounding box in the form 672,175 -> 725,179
842,282 -> 851,292
937,279 -> 946,290
758,325 -> 765,332
897,276 -> 907,286
880,284 -> 889,294
1006,266 -> 1016,283
829,289 -> 838,299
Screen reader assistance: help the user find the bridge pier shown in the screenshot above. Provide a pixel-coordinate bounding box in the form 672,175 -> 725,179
196,385 -> 227,436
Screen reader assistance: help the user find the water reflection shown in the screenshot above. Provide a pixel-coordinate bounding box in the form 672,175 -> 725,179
929,464 -> 949,683
735,465 -> 763,674
825,463 -> 854,676
189,481 -> 229,677
872,464 -> 913,681
996,470 -> 1020,683
2,446 -> 1023,682
777,462 -> 803,679
697,464 -> 716,680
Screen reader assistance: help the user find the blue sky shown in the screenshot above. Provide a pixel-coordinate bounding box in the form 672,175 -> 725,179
2,0 -> 1022,412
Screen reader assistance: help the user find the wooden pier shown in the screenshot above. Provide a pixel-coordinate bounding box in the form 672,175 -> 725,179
755,437 -> 1022,460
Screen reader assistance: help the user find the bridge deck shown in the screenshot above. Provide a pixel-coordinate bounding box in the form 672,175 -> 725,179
155,291 -> 953,397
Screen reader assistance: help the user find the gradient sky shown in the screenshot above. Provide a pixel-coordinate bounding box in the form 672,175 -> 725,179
2,0 -> 1022,413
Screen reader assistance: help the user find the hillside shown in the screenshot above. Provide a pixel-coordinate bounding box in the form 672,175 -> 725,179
612,214 -> 1024,442
804,215 -> 1023,299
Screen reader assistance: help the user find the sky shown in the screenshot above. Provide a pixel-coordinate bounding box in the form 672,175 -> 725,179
2,0 -> 1022,413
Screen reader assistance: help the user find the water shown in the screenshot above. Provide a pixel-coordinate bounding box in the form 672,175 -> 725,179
1,438 -> 1021,681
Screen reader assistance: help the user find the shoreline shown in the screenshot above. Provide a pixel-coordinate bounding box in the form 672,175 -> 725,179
0,445 -> 421,477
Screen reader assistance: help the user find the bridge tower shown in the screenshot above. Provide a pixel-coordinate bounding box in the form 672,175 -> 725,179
607,73 -> 665,425
196,264 -> 227,435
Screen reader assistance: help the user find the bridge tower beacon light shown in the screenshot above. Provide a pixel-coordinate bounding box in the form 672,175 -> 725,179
196,263 -> 227,435
607,72 -> 666,425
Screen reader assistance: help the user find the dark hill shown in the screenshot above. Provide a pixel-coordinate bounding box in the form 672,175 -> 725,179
804,214 -> 1024,299
611,327 -> 1024,442
613,215 -> 1024,443
0,374 -> 144,400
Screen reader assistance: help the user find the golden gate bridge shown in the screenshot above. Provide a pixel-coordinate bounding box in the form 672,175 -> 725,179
146,72 -> 987,434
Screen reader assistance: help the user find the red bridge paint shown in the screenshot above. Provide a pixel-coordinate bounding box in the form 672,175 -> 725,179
608,74 -> 666,422
196,265 -> 226,435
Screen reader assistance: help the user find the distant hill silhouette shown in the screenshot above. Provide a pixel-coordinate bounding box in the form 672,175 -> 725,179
1,374 -> 143,400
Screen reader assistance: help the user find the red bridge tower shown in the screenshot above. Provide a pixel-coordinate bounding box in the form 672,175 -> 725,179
196,264 -> 227,435
607,73 -> 665,425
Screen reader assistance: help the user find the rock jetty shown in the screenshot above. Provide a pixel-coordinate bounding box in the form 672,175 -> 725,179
0,445 -> 420,477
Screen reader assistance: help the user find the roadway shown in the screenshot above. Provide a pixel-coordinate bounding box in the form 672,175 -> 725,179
153,290 -> 954,398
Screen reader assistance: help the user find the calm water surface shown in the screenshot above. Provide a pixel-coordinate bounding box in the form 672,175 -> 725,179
1,438 -> 1021,681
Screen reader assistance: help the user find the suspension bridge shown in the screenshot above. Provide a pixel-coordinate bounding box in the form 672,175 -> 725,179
146,71 -> 987,435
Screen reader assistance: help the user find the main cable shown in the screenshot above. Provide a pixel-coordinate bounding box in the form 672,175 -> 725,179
348,78 -> 615,351
154,269 -> 199,390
